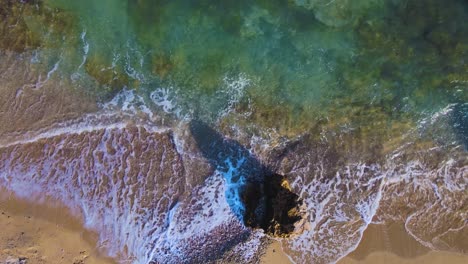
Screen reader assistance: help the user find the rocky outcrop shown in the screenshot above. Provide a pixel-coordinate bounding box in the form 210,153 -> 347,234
243,173 -> 307,237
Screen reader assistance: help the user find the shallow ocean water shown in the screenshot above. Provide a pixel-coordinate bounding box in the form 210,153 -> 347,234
0,0 -> 467,263
5,0 -> 467,125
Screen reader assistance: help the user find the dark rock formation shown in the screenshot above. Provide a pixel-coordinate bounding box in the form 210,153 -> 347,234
190,121 -> 305,237
243,173 -> 304,237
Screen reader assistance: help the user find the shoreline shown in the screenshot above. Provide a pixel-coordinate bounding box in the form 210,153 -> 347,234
260,221 -> 468,264
260,240 -> 293,264
339,250 -> 468,264
338,222 -> 468,264
337,222 -> 468,264
0,188 -> 116,264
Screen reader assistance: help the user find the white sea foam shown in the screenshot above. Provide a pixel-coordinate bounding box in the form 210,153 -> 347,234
101,88 -> 182,122
150,87 -> 181,117
18,59 -> 61,92
122,41 -> 148,83
78,30 -> 89,69
2,88 -> 174,149
281,163 -> 385,264
218,73 -> 252,118
142,166 -> 263,263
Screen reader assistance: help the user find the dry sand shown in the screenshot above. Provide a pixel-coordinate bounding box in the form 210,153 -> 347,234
0,188 -> 116,264
260,222 -> 468,264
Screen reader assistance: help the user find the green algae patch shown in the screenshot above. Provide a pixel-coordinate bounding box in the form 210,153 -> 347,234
0,1 -> 42,52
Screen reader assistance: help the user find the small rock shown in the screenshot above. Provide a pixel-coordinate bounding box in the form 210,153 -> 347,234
26,247 -> 38,254
72,257 -> 85,264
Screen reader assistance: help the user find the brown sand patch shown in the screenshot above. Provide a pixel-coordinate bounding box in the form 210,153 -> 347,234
339,222 -> 468,264
339,250 -> 468,264
260,240 -> 292,264
347,222 -> 429,259
0,188 -> 116,264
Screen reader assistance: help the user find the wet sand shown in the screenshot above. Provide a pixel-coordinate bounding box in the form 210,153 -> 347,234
339,222 -> 468,264
339,250 -> 468,264
0,188 -> 116,264
261,240 -> 293,264
260,222 -> 468,264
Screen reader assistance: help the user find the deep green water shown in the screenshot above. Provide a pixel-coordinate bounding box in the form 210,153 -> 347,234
1,0 -> 467,137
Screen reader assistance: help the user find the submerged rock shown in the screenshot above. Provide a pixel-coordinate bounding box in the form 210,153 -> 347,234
243,173 -> 307,237
293,0 -> 384,27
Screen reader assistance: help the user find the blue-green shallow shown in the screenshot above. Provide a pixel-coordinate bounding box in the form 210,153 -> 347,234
1,0 -> 467,140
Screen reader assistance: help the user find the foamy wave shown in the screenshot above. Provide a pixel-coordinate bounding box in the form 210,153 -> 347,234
217,73 -> 251,118
18,59 -> 60,92
150,170 -> 261,263
78,30 -> 89,70
378,147 -> 467,252
103,89 -> 150,116
1,88 -> 172,149
282,163 -> 385,264
150,87 -> 182,117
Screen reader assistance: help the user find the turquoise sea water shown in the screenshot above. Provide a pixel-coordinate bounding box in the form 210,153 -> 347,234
3,0 -> 467,133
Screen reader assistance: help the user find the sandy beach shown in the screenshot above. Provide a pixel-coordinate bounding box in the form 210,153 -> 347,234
261,240 -> 293,264
339,251 -> 468,264
0,189 -> 116,264
260,222 -> 468,264
339,222 -> 468,264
